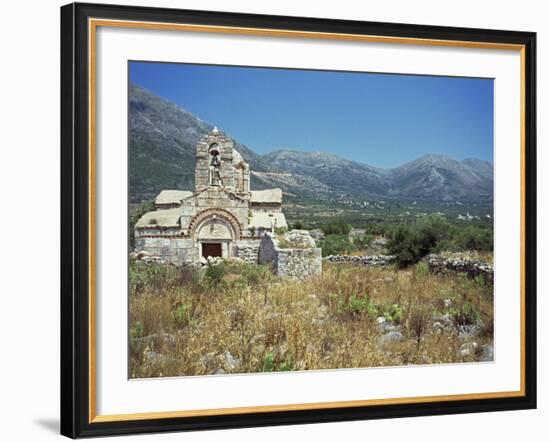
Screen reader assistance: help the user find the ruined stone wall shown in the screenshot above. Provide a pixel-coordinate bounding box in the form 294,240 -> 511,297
424,254 -> 494,283
325,255 -> 396,267
258,231 -> 322,278
276,248 -> 322,278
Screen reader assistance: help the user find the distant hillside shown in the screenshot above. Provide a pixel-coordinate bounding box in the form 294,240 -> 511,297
129,83 -> 493,204
388,154 -> 493,202
129,83 -> 270,202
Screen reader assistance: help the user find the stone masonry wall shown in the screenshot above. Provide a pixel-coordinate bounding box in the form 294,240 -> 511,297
276,248 -> 322,279
235,240 -> 261,264
424,253 -> 494,284
135,237 -> 196,266
259,230 -> 322,279
325,255 -> 396,267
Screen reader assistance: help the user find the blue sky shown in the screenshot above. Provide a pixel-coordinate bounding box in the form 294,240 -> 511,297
130,61 -> 493,168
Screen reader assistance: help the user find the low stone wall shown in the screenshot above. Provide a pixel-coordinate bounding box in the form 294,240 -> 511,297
424,254 -> 493,283
259,230 -> 322,278
325,255 -> 396,267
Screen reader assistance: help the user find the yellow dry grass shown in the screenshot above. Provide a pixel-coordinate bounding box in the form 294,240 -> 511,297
129,260 -> 493,378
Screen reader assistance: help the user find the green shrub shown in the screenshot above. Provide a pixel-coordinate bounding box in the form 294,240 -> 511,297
354,234 -> 374,249
277,355 -> 296,372
261,352 -> 275,372
130,321 -> 144,339
261,351 -> 296,372
243,264 -> 273,285
172,303 -> 192,327
319,234 -> 356,257
450,301 -> 481,325
384,304 -> 406,324
129,261 -> 181,295
454,226 -> 493,251
386,225 -> 421,267
415,261 -> 430,277
338,293 -> 378,317
274,227 -> 288,235
321,217 -> 352,236
387,215 -> 452,267
364,222 -> 392,236
205,263 -> 225,284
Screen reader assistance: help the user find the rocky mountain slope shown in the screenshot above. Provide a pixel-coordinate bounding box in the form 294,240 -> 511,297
129,83 -> 493,204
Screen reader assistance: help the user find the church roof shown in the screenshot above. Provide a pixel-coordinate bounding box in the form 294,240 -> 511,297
135,208 -> 181,228
249,211 -> 287,229
155,190 -> 193,206
250,188 -> 283,204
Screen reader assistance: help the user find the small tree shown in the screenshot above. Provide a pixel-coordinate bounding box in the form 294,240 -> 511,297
291,220 -> 306,230
321,217 -> 351,236
319,234 -> 356,257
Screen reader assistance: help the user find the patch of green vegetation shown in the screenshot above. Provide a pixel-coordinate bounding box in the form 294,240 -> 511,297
415,261 -> 430,277
130,321 -> 144,339
321,217 -> 352,236
449,301 -> 481,326
261,352 -> 296,372
204,263 -> 225,284
386,214 -> 493,268
338,293 -> 379,318
172,303 -> 192,328
383,304 -> 406,324
129,260 -> 182,295
319,234 -> 355,256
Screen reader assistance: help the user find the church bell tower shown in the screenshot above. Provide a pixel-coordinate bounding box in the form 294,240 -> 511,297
195,127 -> 236,191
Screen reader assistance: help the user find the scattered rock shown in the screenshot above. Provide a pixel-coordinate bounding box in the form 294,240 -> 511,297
432,321 -> 445,333
433,313 -> 454,329
378,331 -> 404,345
478,344 -> 494,362
458,323 -> 482,339
284,230 -> 317,248
309,229 -> 325,242
458,341 -> 478,358
223,351 -> 241,370
130,250 -> 168,264
131,333 -> 176,354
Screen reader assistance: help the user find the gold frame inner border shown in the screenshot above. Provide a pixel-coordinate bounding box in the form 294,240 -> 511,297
87,17 -> 527,424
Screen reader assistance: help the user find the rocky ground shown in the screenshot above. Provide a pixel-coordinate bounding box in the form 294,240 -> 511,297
129,258 -> 493,378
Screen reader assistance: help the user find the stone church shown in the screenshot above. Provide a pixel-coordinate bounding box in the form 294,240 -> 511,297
134,127 -> 288,265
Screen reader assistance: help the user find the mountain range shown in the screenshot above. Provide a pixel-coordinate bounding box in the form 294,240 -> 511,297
129,83 -> 493,205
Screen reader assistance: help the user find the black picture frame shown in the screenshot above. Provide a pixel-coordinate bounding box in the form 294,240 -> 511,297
60,2 -> 537,438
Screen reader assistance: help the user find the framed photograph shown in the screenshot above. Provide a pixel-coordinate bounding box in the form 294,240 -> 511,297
60,2 -> 536,438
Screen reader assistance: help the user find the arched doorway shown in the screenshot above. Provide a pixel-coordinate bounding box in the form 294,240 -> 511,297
196,216 -> 235,259
189,209 -> 242,260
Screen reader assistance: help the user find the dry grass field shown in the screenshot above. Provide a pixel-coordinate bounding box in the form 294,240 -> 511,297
129,259 -> 493,378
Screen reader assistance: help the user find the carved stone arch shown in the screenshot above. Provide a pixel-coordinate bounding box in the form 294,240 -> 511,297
188,208 -> 242,240
208,143 -> 219,155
